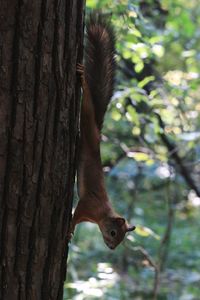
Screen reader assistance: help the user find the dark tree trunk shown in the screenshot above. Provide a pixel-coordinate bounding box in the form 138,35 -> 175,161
0,0 -> 84,299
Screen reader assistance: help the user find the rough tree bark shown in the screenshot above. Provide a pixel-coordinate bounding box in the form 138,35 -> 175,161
0,0 -> 84,299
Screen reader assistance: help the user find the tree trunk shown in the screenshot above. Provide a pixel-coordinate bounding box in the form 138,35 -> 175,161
0,0 -> 84,299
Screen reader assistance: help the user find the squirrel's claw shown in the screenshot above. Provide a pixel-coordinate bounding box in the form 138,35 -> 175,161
77,63 -> 87,88
67,220 -> 75,242
66,230 -> 74,242
77,63 -> 85,75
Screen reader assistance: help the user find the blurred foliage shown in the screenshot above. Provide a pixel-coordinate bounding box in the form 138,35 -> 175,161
65,0 -> 200,299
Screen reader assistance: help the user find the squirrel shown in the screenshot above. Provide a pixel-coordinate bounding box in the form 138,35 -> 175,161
69,13 -> 135,250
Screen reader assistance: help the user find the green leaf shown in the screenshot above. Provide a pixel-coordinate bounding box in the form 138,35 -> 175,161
126,106 -> 139,125
128,152 -> 150,162
138,76 -> 155,89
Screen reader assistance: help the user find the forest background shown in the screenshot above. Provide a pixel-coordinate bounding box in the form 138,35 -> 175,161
65,0 -> 200,299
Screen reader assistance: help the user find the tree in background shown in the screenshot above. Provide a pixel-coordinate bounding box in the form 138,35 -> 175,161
0,1 -> 84,299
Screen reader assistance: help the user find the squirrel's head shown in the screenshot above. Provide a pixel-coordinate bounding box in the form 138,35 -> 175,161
98,217 -> 135,250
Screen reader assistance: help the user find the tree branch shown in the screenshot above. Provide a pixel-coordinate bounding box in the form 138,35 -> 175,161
155,112 -> 200,197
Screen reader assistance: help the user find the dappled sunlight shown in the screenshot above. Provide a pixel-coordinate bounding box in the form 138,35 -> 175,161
65,263 -> 119,299
155,163 -> 173,179
188,190 -> 200,207
164,70 -> 198,86
66,279 -> 104,299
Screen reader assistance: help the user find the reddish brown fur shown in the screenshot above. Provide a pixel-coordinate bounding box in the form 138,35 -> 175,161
68,15 -> 135,249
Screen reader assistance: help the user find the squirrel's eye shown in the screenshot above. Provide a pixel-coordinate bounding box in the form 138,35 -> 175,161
110,230 -> 117,237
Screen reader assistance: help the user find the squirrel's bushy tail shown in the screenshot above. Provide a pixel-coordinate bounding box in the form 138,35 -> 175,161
85,12 -> 116,130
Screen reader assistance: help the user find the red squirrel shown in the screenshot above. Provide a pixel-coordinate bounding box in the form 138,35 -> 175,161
69,13 -> 135,250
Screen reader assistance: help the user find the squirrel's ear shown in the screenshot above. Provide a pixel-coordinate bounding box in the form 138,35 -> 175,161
127,225 -> 136,232
115,217 -> 126,227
